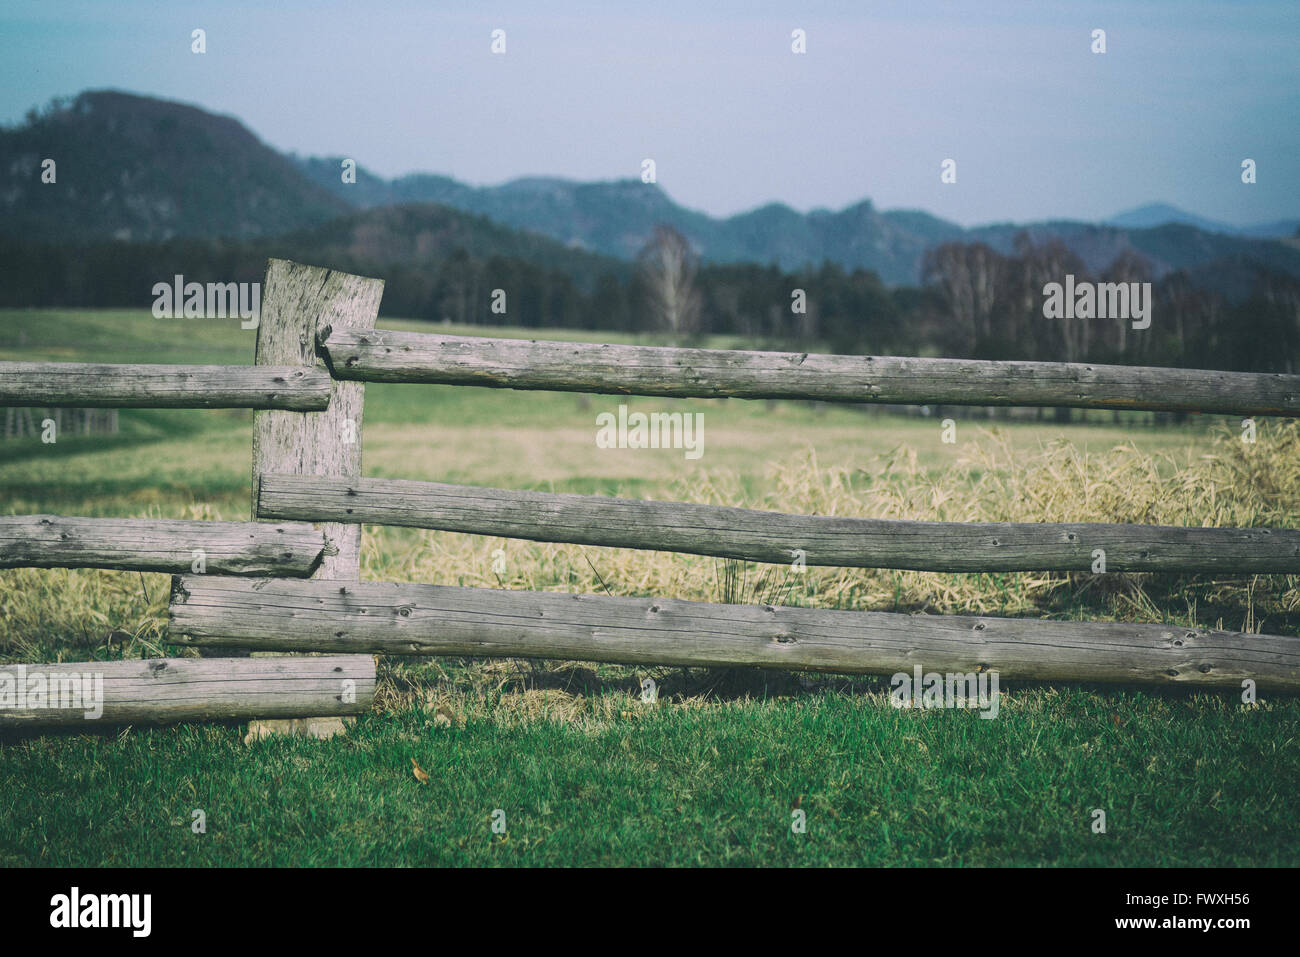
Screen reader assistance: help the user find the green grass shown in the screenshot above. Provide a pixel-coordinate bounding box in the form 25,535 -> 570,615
5,689 -> 1295,867
2,308 -> 1298,867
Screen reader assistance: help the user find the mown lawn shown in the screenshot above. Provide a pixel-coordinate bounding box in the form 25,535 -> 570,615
2,308 -> 1297,867
5,686 -> 1296,867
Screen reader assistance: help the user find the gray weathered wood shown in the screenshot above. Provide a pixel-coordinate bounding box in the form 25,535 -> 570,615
0,515 -> 326,575
233,258 -> 383,688
0,362 -> 331,409
257,474 -> 1300,574
168,576 -> 1300,691
0,655 -> 373,728
253,260 -> 384,579
318,328 -> 1300,416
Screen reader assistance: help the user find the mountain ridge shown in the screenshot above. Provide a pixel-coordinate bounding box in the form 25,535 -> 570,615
0,90 -> 350,241
289,159 -> 1300,282
1105,202 -> 1300,240
4,90 -> 1300,285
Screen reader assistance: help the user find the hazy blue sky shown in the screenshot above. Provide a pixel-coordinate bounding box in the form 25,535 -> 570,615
2,0 -> 1296,227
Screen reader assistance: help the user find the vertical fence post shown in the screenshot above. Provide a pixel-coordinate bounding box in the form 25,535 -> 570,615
220,259 -> 384,733
252,258 -> 384,576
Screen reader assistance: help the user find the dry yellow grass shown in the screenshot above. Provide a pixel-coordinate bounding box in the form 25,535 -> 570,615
361,418 -> 1300,620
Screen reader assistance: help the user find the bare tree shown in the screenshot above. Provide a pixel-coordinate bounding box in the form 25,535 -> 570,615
1098,248 -> 1154,358
920,241 -> 1004,355
1016,236 -> 1088,362
636,225 -> 702,338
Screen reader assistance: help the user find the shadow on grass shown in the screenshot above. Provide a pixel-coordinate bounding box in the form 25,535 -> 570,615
0,717 -> 248,747
375,654 -> 1263,714
0,408 -> 239,467
0,476 -> 246,509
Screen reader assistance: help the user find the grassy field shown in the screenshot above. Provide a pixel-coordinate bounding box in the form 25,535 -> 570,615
2,308 -> 1298,866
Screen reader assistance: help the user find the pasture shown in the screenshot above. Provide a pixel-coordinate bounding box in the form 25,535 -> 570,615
2,308 -> 1298,866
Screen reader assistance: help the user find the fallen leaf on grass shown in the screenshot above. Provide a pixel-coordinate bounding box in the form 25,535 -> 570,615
410,757 -> 430,784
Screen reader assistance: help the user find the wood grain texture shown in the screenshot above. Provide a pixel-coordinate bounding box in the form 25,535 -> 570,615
237,258 -> 383,686
0,362 -> 331,409
252,259 -> 384,579
168,576 -> 1300,691
0,515 -> 325,575
257,474 -> 1300,573
318,329 -> 1300,416
0,655 -> 374,728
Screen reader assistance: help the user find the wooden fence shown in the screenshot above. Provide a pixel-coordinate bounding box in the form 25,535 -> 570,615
3,257 -> 1300,730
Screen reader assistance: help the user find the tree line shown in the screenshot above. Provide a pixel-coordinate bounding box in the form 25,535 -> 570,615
2,226 -> 1297,373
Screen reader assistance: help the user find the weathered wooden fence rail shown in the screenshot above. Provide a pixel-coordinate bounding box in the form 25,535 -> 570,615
167,576 -> 1300,692
5,257 -> 1299,733
0,655 -> 374,728
258,473 -> 1300,574
0,361 -> 331,409
0,516 -> 326,575
318,327 -> 1300,417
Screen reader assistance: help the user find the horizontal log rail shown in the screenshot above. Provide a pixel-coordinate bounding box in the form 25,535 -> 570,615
0,655 -> 374,728
0,516 -> 328,576
257,474 -> 1300,574
317,328 -> 1300,416
168,576 -> 1300,691
0,362 -> 332,409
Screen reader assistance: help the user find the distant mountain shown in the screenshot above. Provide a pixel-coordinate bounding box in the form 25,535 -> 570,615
967,218 -> 1296,274
0,91 -> 349,241
1106,202 -> 1300,240
5,90 -> 1300,287
299,158 -> 1300,283
269,202 -> 627,289
1106,203 -> 1239,235
297,157 -> 972,280
295,161 -> 723,258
